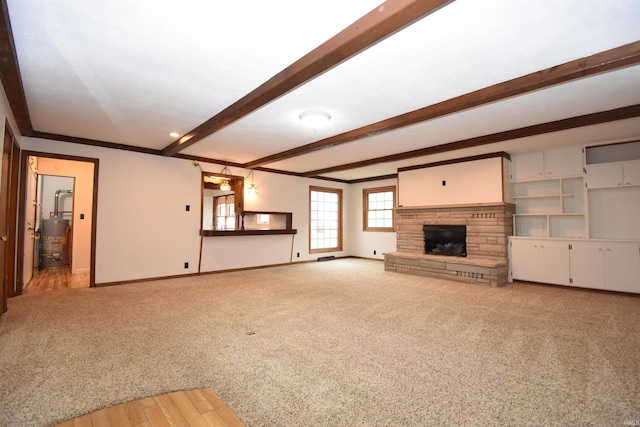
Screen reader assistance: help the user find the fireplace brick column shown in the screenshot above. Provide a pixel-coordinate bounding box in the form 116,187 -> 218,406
385,203 -> 515,286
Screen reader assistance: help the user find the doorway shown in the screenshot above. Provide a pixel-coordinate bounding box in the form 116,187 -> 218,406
17,151 -> 98,295
22,174 -> 85,293
1,123 -> 19,314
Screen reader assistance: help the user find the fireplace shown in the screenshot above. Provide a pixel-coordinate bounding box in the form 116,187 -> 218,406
423,225 -> 467,257
385,203 -> 515,287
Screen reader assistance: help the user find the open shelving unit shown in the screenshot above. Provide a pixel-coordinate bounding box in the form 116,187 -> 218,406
512,176 -> 585,238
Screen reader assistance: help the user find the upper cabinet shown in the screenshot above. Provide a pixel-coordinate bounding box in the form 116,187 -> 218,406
584,141 -> 640,189
510,145 -> 583,182
585,160 -> 640,189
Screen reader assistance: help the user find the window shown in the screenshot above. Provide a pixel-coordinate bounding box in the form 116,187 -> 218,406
363,186 -> 396,231
214,195 -> 236,230
309,186 -> 342,253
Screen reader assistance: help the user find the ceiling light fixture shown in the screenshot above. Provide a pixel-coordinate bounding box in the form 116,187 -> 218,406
169,132 -> 180,138
299,110 -> 331,129
219,165 -> 233,191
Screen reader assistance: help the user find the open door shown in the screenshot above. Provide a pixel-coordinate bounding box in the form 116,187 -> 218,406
1,123 -> 19,315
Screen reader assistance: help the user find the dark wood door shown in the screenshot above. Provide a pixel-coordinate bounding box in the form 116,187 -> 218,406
0,125 -> 12,314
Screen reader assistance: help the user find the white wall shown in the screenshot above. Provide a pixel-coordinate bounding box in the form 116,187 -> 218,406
19,138 -> 357,282
22,138 -> 203,283
198,162 -> 350,270
398,157 -> 505,207
346,179 -> 398,260
40,175 -> 73,221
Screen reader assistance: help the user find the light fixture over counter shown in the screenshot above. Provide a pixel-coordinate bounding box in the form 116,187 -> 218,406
246,170 -> 257,195
219,165 -> 233,191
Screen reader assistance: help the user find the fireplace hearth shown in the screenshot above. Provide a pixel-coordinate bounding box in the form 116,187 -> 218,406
385,203 -> 515,287
423,225 -> 467,257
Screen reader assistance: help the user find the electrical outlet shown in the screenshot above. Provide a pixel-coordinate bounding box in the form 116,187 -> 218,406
374,250 -> 377,255
185,205 -> 190,211
184,262 -> 189,269
297,252 -> 300,258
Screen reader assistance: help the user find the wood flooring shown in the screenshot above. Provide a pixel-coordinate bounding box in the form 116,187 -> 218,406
53,388 -> 246,427
23,266 -> 89,294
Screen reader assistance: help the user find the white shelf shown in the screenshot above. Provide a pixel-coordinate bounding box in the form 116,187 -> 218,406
512,176 -> 585,238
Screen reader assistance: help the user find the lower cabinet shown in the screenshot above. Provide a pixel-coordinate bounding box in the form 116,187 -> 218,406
510,238 -> 570,286
570,241 -> 640,293
509,237 -> 640,293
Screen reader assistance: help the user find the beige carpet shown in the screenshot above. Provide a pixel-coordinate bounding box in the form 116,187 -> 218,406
1,258 -> 639,426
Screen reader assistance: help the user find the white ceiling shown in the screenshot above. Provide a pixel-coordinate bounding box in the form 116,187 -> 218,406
6,0 -> 640,181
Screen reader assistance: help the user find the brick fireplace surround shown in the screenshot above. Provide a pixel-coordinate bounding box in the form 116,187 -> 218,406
384,203 -> 515,287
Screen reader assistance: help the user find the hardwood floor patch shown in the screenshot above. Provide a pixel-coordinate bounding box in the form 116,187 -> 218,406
24,266 -> 89,294
52,389 -> 246,427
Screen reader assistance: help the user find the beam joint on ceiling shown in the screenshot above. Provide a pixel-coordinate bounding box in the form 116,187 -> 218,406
160,0 -> 455,157
244,41 -> 640,170
300,104 -> 640,177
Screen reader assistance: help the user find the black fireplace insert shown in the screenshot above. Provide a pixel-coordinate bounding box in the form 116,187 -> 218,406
423,225 -> 467,257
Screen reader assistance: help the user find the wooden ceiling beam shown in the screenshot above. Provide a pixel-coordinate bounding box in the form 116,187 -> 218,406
160,0 -> 454,156
302,104 -> 640,177
246,41 -> 640,169
0,0 -> 32,135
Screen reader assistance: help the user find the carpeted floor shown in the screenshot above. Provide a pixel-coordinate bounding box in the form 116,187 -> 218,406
1,258 -> 639,426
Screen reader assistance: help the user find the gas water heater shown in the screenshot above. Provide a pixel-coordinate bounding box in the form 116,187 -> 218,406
40,189 -> 72,268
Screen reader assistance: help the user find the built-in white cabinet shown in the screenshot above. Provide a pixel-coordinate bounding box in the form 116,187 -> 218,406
512,177 -> 584,238
584,142 -> 640,240
510,152 -> 544,182
508,141 -> 640,294
510,145 -> 583,182
570,241 -> 640,294
510,238 -> 571,286
585,160 -> 640,189
509,237 -> 640,293
626,160 -> 640,186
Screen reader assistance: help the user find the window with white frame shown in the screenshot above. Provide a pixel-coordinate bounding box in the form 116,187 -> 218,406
309,186 -> 342,253
214,195 -> 236,230
363,186 -> 396,231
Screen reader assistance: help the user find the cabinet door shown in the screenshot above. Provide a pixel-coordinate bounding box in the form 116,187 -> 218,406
570,241 -> 640,293
511,239 -> 570,285
585,163 -> 624,189
544,145 -> 583,178
511,239 -> 540,281
511,152 -> 544,182
536,240 -> 571,286
605,243 -> 640,293
622,160 -> 640,187
570,242 -> 606,289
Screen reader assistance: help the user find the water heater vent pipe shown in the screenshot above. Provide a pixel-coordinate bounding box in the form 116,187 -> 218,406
54,189 -> 73,218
